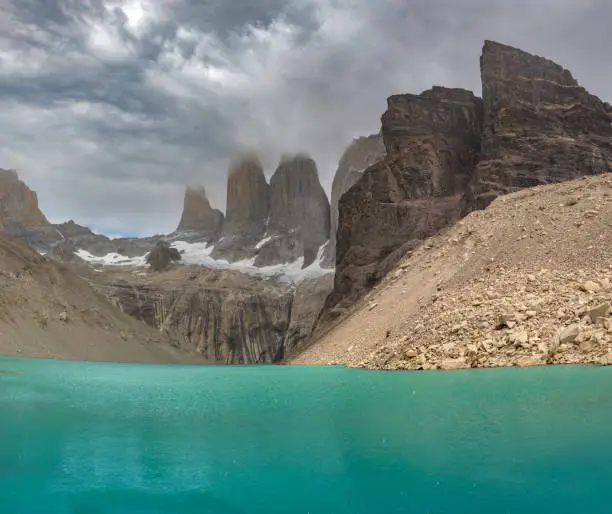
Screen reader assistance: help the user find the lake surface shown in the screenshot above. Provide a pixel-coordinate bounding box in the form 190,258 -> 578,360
1,357 -> 611,513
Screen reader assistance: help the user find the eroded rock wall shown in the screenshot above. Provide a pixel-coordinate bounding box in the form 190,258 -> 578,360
94,268 -> 333,364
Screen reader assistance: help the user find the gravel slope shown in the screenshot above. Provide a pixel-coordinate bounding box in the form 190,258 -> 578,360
293,174 -> 612,370
0,233 -> 199,363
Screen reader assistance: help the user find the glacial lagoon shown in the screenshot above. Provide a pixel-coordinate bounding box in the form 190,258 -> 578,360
1,357 -> 611,513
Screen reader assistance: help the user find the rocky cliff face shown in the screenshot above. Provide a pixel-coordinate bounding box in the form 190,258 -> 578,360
0,169 -> 49,229
323,40 -> 612,322
254,154 -> 330,267
283,275 -> 334,357
176,186 -> 224,238
212,155 -> 270,261
324,87 -> 483,318
323,134 -> 386,266
92,267 -> 333,363
474,40 -> 612,206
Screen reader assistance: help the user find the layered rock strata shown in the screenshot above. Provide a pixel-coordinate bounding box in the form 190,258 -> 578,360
323,40 -> 612,323
93,268 -> 333,364
324,87 -> 483,319
474,40 -> 612,206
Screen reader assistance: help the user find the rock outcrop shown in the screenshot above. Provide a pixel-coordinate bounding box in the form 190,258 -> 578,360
324,87 -> 483,319
0,169 -> 49,229
209,153 -> 332,267
212,155 -> 270,261
146,241 -> 181,271
254,154 -> 330,267
176,186 -> 224,238
474,40 -> 612,207
0,170 -> 73,253
54,220 -> 118,255
323,40 -> 612,323
93,267 -> 333,364
324,134 -> 386,265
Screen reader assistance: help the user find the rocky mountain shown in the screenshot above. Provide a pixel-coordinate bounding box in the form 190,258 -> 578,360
321,40 -> 612,325
176,186 -> 224,239
254,154 -> 330,268
0,154 -> 335,364
7,39 -> 605,368
474,40 -> 612,206
0,169 -> 48,228
294,173 -> 612,370
211,153 -> 332,267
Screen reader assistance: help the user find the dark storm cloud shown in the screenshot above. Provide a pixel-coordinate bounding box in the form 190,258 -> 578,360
0,0 -> 610,236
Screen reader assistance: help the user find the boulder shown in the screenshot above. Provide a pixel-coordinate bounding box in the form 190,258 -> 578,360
146,241 -> 181,271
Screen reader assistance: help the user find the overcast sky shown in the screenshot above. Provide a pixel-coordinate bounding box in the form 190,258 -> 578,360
1,0 -> 610,236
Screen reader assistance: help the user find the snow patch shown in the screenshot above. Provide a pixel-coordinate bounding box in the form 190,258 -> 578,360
75,249 -> 147,266
254,235 -> 272,250
74,240 -> 333,283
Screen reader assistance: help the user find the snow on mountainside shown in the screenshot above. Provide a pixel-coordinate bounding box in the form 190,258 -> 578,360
75,238 -> 333,284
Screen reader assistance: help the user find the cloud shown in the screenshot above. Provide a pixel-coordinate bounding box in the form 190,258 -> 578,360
0,0 -> 610,236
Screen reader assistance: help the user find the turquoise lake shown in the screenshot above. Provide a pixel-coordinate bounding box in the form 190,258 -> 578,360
1,357 -> 611,513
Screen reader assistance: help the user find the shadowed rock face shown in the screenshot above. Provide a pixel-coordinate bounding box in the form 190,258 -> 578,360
176,186 -> 224,238
254,154 -> 330,267
224,155 -> 270,234
323,40 -> 612,323
474,40 -> 612,206
323,134 -> 386,266
324,87 -> 483,318
93,268 -> 333,364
